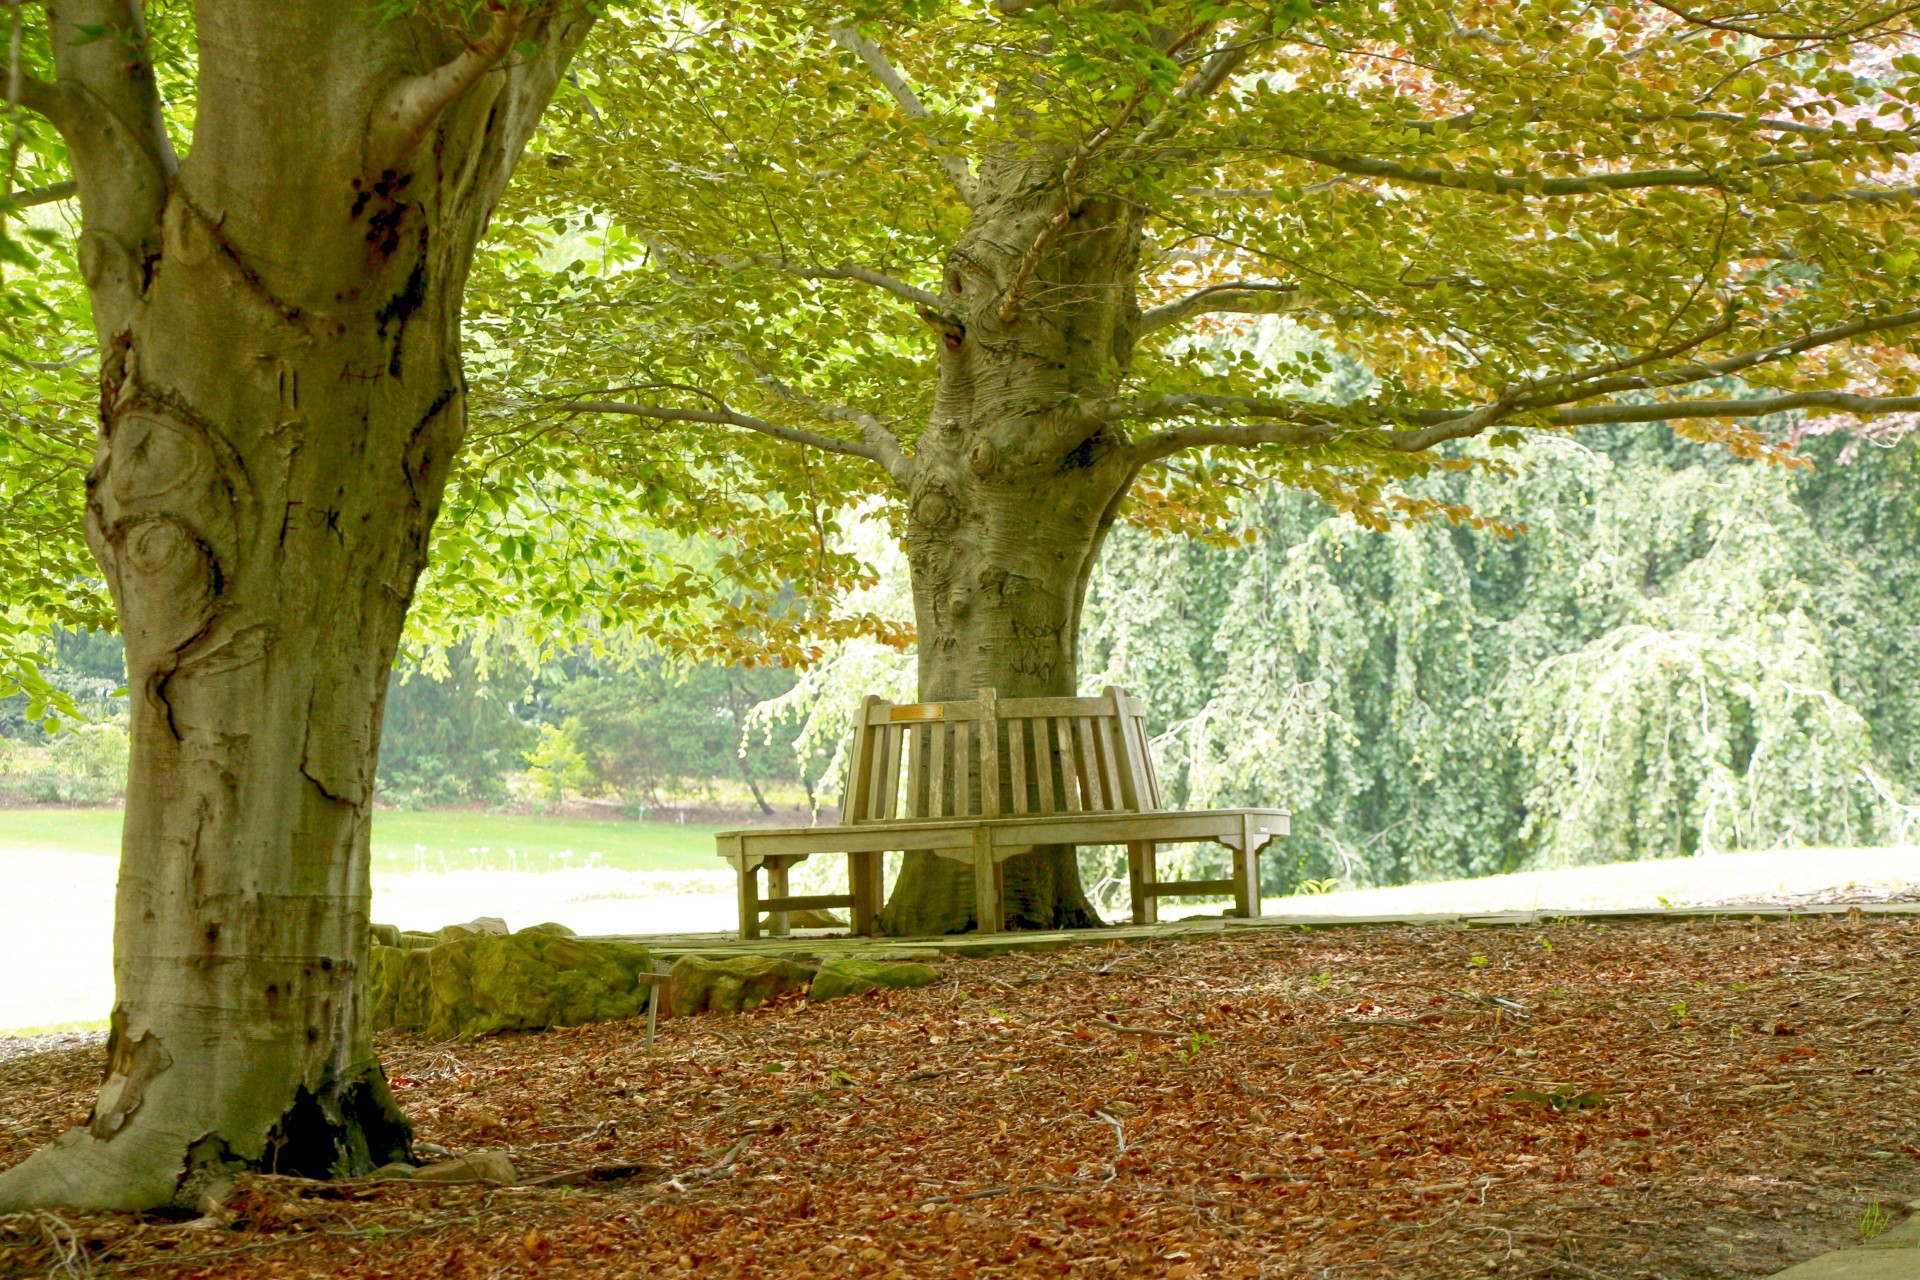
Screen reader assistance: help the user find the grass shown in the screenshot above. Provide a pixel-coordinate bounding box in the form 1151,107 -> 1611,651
0,807 -> 126,856
368,811 -> 724,873
0,807 -> 726,873
5,1018 -> 109,1036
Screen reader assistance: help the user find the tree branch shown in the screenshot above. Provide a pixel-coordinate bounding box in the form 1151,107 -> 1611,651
3,178 -> 75,210
1129,23 -> 1272,153
1111,366 -> 1920,461
1398,107 -> 1843,139
1287,147 -> 1845,198
828,23 -> 975,204
1645,0 -> 1920,42
6,49 -> 72,141
640,233 -> 958,329
747,253 -> 944,313
1517,308 -> 1920,406
1137,281 -> 1305,335
736,360 -> 912,482
368,4 -> 527,169
2,345 -> 93,371
1543,391 -> 1920,427
34,0 -> 171,336
569,400 -> 903,474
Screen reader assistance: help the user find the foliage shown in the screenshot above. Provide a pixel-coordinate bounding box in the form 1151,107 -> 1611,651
540,657 -> 798,810
744,514 -> 916,814
454,0 -> 1920,610
0,722 -> 128,805
377,649 -> 542,808
1078,429 -> 1920,892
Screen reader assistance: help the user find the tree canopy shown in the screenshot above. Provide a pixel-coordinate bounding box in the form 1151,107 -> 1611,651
495,0 -> 1920,542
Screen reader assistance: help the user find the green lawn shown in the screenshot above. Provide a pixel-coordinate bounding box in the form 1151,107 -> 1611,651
369,811 -> 723,873
0,808 -> 724,873
0,807 -> 126,856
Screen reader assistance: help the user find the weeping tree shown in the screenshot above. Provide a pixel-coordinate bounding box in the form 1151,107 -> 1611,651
0,0 -> 594,1211
479,0 -> 1920,932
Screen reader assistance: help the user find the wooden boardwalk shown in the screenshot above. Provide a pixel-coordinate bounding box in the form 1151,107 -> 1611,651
593,900 -> 1920,964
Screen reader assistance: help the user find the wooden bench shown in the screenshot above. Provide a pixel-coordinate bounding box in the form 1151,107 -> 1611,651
715,686 -> 1288,939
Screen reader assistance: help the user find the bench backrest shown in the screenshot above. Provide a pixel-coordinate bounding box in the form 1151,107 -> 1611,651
841,686 -> 1163,823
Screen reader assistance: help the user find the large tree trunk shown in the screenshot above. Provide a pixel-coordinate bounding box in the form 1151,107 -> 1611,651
879,164 -> 1146,934
0,3 -> 589,1212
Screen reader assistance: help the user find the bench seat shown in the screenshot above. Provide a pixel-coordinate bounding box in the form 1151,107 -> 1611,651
718,807 -> 1288,938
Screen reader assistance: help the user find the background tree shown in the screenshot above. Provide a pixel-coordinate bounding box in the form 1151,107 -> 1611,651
484,0 -> 1920,932
0,0 -> 593,1211
1081,418 -> 1920,896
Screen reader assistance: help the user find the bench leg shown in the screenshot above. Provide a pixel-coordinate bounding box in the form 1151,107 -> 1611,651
737,861 -> 761,941
849,851 -> 883,936
1234,816 -> 1263,919
766,857 -> 793,936
972,828 -> 999,934
1231,846 -> 1258,919
1128,841 -> 1156,925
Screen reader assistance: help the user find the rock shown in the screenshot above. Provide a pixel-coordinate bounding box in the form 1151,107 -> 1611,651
369,923 -> 402,949
667,954 -> 816,1016
435,916 -> 510,943
760,908 -> 846,929
517,921 -> 576,936
808,957 -> 942,1003
411,1150 -> 517,1184
399,931 -> 438,950
368,932 -> 658,1039
369,1162 -> 415,1181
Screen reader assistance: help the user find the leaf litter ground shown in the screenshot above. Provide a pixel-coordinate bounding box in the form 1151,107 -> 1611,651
2,914 -> 1916,1279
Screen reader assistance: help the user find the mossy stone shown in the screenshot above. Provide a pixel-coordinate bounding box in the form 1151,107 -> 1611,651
369,922 -> 402,949
666,954 -> 816,1016
435,916 -> 509,944
517,921 -> 577,936
370,933 -> 656,1039
808,957 -> 941,1003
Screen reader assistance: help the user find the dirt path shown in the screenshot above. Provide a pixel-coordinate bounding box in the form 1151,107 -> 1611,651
2,914 -> 1915,1278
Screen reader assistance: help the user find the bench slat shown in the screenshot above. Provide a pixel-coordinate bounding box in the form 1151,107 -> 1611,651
1144,879 -> 1238,896
979,689 -> 1000,817
883,716 -> 903,822
1056,717 -> 1082,812
908,723 -> 929,819
760,893 -> 857,912
1075,715 -> 1105,810
872,699 -> 985,724
1034,717 -> 1055,813
1008,716 -> 1028,815
929,718 -> 948,818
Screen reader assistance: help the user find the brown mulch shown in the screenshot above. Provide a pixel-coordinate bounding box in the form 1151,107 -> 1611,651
2,914 -> 1917,1279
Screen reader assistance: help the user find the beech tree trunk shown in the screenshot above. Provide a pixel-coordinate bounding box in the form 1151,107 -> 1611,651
879,159 -> 1146,934
0,2 -> 589,1211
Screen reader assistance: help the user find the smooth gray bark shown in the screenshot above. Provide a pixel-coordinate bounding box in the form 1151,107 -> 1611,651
0,1 -> 591,1211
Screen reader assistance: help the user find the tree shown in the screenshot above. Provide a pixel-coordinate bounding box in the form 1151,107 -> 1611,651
484,0 -> 1920,932
0,0 -> 593,1211
1080,424 -> 1920,891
